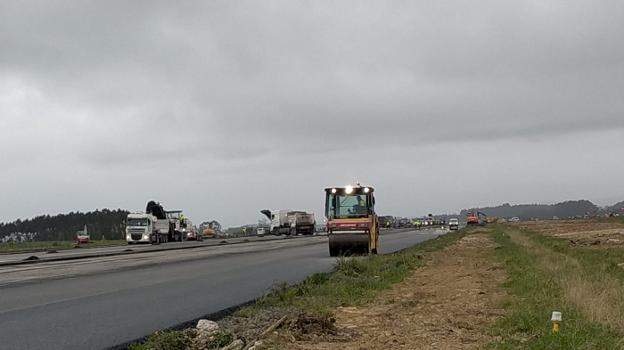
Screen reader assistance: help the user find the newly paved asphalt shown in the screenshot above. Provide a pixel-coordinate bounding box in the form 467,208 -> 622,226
0,229 -> 443,350
0,235 -> 299,265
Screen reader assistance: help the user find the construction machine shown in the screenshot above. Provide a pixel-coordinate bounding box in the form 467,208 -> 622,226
260,210 -> 316,235
466,211 -> 487,226
200,221 -> 222,239
325,183 -> 379,256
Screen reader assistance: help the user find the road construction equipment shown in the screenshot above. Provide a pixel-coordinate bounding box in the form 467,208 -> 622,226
260,210 -> 316,235
378,216 -> 394,229
287,211 -> 316,235
260,209 -> 291,235
325,183 -> 379,256
125,201 -> 190,244
200,221 -> 221,238
165,210 -> 190,241
466,211 -> 487,226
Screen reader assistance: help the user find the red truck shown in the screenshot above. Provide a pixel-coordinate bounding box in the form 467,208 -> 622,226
466,211 -> 486,226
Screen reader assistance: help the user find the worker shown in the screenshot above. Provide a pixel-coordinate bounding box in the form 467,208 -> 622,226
180,213 -> 186,228
352,196 -> 368,215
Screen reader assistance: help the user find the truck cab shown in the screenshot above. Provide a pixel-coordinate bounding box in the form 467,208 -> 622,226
260,209 -> 291,235
325,184 -> 379,256
449,218 -> 460,230
125,213 -> 156,244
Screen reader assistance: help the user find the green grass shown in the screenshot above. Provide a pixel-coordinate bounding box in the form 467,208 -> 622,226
0,240 -> 127,253
129,330 -> 192,350
519,227 -> 624,282
490,225 -> 623,349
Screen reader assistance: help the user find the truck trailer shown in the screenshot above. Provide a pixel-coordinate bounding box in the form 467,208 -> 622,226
287,211 -> 316,235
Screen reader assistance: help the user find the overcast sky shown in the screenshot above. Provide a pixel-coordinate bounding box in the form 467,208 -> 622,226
1,1 -> 623,226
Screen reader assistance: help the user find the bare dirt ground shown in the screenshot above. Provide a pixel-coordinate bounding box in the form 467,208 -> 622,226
282,232 -> 507,350
513,219 -> 624,247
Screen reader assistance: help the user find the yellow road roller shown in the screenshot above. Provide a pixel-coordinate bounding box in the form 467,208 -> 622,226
325,183 -> 379,256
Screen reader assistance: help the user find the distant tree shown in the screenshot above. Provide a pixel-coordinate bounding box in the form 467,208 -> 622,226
461,200 -> 600,220
0,209 -> 129,241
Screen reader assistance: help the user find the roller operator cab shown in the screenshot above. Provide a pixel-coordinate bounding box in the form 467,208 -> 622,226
325,184 -> 379,257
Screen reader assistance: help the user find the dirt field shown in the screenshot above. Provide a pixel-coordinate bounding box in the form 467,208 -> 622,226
513,219 -> 624,247
284,232 -> 506,350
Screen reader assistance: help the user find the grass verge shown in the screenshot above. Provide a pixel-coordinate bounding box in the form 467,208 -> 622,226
0,240 -> 127,253
239,227 -> 470,317
519,226 -> 624,282
490,224 -> 624,349
131,228 -> 469,349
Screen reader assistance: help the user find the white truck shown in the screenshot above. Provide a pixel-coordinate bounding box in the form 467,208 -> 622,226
261,209 -> 290,235
261,209 -> 316,236
125,201 -> 188,244
125,213 -> 170,244
287,211 -> 316,235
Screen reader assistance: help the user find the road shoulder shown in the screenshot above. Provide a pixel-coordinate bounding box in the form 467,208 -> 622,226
281,230 -> 506,349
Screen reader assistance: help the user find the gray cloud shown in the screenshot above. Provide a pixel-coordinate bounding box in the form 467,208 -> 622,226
1,1 -> 623,225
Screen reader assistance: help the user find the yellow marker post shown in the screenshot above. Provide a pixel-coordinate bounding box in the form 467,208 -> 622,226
551,311 -> 562,334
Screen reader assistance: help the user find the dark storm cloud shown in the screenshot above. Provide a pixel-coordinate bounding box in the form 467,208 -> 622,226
1,1 -> 624,225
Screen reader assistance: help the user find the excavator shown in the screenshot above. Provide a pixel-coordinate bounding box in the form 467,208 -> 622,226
325,183 -> 379,256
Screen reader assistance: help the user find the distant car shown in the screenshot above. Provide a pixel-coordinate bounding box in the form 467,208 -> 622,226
449,218 -> 459,230
257,227 -> 266,237
509,217 -> 520,222
76,226 -> 90,244
184,229 -> 202,241
76,234 -> 90,244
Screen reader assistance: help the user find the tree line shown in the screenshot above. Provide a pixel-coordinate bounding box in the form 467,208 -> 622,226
461,200 -> 604,220
0,209 -> 129,242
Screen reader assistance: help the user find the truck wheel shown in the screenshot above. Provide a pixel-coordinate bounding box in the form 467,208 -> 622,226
329,246 -> 339,257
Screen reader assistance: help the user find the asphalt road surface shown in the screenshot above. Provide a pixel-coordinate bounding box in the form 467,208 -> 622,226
0,235 -> 300,265
0,228 -> 443,350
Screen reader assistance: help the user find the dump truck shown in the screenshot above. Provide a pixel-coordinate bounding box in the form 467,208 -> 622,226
260,209 -> 315,235
287,211 -> 316,235
125,201 -> 188,244
125,212 -> 171,244
325,183 -> 379,256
